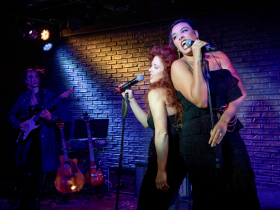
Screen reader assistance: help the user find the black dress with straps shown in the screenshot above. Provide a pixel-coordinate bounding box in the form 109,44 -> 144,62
137,112 -> 187,210
177,69 -> 260,210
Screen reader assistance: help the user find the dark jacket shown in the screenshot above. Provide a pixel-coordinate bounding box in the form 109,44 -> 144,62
9,89 -> 61,172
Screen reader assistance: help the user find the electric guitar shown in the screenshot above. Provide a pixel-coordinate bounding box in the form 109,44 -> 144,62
16,88 -> 74,143
83,112 -> 105,186
55,119 -> 85,193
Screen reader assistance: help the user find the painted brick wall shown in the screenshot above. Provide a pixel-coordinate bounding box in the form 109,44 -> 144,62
43,6 -> 280,190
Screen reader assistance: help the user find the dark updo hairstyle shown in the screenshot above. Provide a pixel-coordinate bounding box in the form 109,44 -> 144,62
168,18 -> 197,53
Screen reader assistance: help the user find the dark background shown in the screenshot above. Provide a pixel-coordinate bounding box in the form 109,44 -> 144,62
0,1 -> 280,208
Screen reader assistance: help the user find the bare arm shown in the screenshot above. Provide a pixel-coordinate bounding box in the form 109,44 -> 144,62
209,51 -> 247,147
171,41 -> 209,108
148,89 -> 170,191
122,89 -> 149,128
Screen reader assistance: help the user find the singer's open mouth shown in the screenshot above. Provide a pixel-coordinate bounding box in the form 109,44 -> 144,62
181,40 -> 188,50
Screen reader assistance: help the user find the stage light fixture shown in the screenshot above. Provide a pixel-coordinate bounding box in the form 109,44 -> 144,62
28,29 -> 38,39
43,43 -> 52,51
41,29 -> 50,40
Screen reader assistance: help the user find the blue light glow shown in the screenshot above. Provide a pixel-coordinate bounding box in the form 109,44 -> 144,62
43,43 -> 53,51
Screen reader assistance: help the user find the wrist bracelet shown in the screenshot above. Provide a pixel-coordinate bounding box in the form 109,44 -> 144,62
220,118 -> 229,124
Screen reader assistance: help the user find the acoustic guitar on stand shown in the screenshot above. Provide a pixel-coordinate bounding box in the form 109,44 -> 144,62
16,88 -> 74,144
55,119 -> 85,193
83,112 -> 104,186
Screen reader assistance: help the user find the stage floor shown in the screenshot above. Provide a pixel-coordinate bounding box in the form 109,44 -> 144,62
0,194 -> 278,210
0,187 -> 278,210
1,192 -> 137,210
0,192 -> 195,210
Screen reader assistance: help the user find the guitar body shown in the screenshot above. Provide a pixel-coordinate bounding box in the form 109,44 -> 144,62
55,118 -> 85,194
16,88 -> 74,144
55,155 -> 85,193
83,112 -> 105,187
85,163 -> 104,186
17,116 -> 40,142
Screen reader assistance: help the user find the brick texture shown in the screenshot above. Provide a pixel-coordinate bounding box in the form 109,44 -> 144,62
42,7 -> 280,189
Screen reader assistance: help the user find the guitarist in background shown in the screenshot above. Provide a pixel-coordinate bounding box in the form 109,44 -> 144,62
8,67 -> 61,210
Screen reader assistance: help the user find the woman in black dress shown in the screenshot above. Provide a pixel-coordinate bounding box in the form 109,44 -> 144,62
120,46 -> 187,209
169,18 -> 260,210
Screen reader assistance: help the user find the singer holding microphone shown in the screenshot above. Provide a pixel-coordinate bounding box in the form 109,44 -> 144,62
169,18 -> 260,210
118,46 -> 187,210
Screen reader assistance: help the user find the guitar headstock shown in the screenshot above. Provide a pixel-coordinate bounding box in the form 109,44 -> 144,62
56,118 -> 64,129
60,87 -> 74,99
83,111 -> 89,122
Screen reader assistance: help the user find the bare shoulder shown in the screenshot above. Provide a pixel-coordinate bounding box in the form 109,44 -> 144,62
148,88 -> 167,104
171,58 -> 193,74
172,58 -> 190,67
171,59 -> 184,69
208,51 -> 229,61
148,88 -> 166,99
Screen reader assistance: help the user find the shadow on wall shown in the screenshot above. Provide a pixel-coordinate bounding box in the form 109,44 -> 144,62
42,37 -> 152,168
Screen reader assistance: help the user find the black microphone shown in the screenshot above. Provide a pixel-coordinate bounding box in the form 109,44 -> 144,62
185,39 -> 217,51
114,74 -> 144,94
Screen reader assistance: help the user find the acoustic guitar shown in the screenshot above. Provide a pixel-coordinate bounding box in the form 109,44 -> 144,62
83,112 -> 104,186
16,88 -> 74,144
55,119 -> 85,193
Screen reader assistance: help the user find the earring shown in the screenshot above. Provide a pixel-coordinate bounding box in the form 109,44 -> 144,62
177,49 -> 181,58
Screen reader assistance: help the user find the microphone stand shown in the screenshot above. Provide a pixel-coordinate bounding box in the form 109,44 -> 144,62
115,93 -> 128,210
201,50 -> 223,187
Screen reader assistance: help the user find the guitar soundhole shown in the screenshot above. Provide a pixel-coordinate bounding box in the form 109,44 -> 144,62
63,162 -> 71,169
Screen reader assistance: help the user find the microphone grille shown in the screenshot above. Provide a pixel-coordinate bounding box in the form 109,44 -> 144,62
186,39 -> 193,47
136,74 -> 144,81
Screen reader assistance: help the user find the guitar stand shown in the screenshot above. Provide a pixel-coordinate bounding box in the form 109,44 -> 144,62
77,156 -> 108,200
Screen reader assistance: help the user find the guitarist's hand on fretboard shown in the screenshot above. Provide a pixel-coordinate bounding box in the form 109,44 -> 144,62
15,88 -> 75,144
40,109 -> 52,121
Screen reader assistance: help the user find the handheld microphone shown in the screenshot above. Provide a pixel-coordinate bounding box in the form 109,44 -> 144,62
114,74 -> 144,94
186,39 -> 217,51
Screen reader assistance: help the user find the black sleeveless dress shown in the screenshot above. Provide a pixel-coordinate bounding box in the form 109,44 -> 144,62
177,69 -> 260,210
137,112 -> 187,210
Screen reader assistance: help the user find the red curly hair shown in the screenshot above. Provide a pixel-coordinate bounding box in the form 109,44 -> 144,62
145,45 -> 183,122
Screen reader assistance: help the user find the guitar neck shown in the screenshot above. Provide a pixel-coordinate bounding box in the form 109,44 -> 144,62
33,95 -> 62,122
86,121 -> 95,163
59,128 -> 69,162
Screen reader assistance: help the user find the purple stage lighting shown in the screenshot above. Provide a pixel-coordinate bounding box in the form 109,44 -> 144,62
29,29 -> 38,39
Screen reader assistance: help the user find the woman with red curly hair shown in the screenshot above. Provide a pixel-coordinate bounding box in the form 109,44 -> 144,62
120,46 -> 187,209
